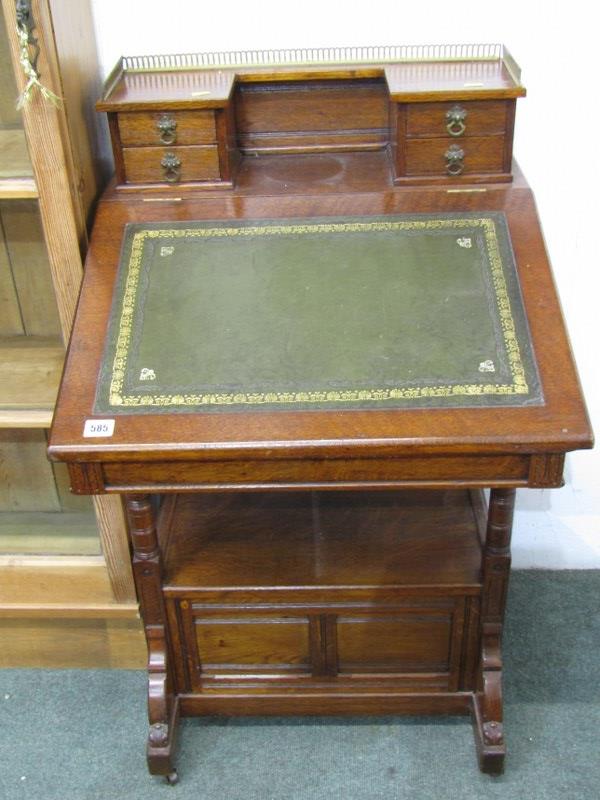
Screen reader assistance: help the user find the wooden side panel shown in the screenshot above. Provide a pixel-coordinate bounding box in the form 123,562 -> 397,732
528,453 -> 565,487
215,105 -> 239,183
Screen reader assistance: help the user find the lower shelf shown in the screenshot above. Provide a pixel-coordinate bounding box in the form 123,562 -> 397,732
162,489 -> 483,592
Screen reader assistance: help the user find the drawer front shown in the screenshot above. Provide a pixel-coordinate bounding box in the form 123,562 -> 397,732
122,145 -> 221,184
406,100 -> 509,138
405,136 -> 506,177
118,110 -> 216,146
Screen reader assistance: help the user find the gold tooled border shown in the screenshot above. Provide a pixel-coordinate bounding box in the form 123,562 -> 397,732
108,218 -> 529,408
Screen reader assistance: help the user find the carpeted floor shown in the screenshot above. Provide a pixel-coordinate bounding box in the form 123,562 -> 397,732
1,571 -> 598,800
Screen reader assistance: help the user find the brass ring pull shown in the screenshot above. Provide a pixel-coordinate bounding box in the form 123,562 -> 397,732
445,145 -> 465,176
160,152 -> 181,183
446,105 -> 467,137
156,114 -> 177,145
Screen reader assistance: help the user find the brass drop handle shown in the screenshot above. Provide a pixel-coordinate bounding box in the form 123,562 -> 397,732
160,152 -> 181,183
156,114 -> 177,144
445,145 -> 465,176
446,105 -> 467,137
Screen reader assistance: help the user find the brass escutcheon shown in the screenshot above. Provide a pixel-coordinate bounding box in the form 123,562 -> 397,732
445,144 -> 465,176
156,114 -> 177,144
160,152 -> 181,183
446,105 -> 467,137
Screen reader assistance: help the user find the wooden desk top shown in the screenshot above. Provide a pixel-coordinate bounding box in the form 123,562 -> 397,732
48,156 -> 592,492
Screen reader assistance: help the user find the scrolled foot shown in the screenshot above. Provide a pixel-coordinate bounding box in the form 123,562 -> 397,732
471,696 -> 506,775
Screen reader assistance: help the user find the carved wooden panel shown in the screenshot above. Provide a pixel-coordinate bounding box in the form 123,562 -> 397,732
194,613 -> 312,679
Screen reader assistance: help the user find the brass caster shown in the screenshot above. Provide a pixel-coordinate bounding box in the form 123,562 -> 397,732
165,770 -> 179,786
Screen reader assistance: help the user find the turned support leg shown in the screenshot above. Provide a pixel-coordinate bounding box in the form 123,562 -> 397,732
125,494 -> 179,783
472,488 -> 515,775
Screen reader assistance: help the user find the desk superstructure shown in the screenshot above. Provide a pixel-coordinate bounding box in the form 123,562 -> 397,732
49,45 -> 591,782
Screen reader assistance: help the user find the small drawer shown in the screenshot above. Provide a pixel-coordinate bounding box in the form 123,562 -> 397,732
118,111 -> 217,147
122,145 -> 221,184
404,136 -> 506,177
406,101 -> 509,139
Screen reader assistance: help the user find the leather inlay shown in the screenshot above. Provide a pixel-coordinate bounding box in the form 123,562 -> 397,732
94,213 -> 542,413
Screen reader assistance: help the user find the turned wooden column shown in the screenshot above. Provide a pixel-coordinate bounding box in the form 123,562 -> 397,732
472,487 -> 516,775
125,494 -> 179,784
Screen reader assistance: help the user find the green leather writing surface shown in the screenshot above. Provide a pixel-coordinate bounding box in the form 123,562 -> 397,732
94,213 -> 541,413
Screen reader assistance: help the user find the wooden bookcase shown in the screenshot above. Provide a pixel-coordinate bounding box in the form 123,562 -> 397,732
0,0 -> 144,666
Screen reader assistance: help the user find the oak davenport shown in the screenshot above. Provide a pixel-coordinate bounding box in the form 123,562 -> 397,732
48,46 -> 592,783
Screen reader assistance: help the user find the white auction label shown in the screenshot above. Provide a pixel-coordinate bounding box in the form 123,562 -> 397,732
83,419 -> 115,438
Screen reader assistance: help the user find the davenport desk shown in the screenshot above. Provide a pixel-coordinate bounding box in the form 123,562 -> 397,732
48,46 -> 592,782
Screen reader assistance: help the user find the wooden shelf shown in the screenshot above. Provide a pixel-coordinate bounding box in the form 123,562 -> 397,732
162,489 -> 483,592
0,128 -> 37,198
0,336 -> 64,426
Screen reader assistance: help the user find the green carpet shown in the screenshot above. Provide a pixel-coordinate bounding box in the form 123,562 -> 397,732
1,571 -> 598,800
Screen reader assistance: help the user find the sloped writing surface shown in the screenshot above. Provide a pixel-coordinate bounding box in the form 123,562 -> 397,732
94,213 -> 541,413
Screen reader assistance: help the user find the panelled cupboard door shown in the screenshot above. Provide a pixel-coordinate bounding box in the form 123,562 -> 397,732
177,598 -> 472,693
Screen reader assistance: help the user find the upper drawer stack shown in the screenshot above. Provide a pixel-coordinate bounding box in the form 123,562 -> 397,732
403,100 -> 514,179
385,55 -> 525,185
97,45 -> 526,191
97,67 -> 238,190
116,110 -> 220,184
